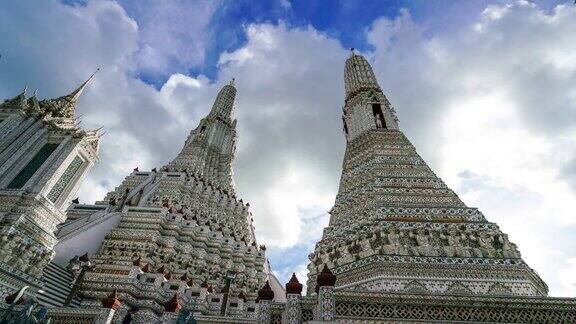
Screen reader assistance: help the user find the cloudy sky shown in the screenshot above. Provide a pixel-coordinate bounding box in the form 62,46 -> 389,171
1,0 -> 575,296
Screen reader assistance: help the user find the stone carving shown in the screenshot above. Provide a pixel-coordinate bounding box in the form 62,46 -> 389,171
446,281 -> 472,294
0,233 -> 20,263
440,228 -> 471,258
382,226 -> 407,255
470,230 -> 497,258
257,300 -> 271,324
497,234 -> 520,258
316,286 -> 335,321
15,245 -> 35,270
409,229 -> 439,257
28,250 -> 52,277
404,280 -> 428,293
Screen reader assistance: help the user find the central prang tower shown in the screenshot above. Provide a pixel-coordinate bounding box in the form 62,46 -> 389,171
306,51 -> 548,297
50,80 -> 283,322
165,80 -> 238,190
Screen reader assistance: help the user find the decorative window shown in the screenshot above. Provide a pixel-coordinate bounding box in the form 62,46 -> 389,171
372,103 -> 386,129
47,155 -> 84,202
7,143 -> 59,189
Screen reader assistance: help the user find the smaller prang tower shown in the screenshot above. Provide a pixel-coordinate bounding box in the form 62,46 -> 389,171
0,74 -> 100,297
306,50 -> 548,297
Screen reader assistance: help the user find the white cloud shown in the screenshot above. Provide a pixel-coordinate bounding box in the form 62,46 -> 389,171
279,0 -> 291,10
118,0 -> 221,76
558,258 -> 576,294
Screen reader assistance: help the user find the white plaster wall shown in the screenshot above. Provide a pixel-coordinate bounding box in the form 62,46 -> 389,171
53,212 -> 122,266
264,260 -> 287,302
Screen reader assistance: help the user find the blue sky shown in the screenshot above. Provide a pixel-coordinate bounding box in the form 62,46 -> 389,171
111,0 -> 567,85
1,0 -> 575,296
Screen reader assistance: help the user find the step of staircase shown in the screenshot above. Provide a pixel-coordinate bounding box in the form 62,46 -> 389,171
37,262 -> 81,308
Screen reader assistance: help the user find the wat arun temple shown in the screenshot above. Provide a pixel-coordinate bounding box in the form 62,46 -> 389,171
0,52 -> 575,323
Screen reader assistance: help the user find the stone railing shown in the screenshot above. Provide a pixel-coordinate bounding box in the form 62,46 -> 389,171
194,314 -> 256,323
333,290 -> 576,323
47,307 -> 115,324
5,277 -> 575,323
0,303 -> 114,324
246,286 -> 576,324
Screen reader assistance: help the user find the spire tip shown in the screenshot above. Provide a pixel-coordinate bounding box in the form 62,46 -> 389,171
69,68 -> 99,101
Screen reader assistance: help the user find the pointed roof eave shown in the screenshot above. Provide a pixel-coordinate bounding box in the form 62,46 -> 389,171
40,68 -> 99,119
26,91 -> 41,113
66,68 -> 100,104
0,86 -> 28,110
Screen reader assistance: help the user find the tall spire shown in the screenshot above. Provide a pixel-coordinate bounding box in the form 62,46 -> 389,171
165,81 -> 239,189
209,78 -> 236,119
341,52 -> 398,142
65,68 -> 99,105
39,68 -> 99,118
344,52 -> 381,101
